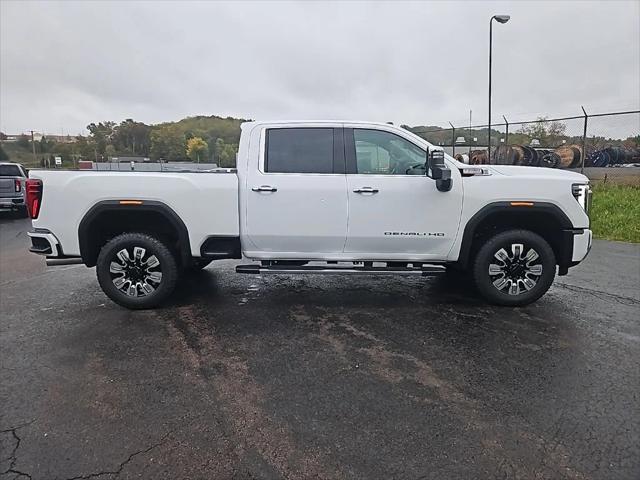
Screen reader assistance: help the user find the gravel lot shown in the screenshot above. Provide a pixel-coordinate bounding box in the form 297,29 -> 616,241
1,215 -> 639,480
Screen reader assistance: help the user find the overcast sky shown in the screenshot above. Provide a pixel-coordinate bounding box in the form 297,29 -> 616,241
1,0 -> 639,137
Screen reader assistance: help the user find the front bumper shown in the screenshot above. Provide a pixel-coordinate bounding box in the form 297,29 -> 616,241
558,228 -> 592,275
572,229 -> 592,262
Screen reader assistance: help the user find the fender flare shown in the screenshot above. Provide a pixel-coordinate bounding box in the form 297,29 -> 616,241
78,200 -> 191,267
456,201 -> 574,269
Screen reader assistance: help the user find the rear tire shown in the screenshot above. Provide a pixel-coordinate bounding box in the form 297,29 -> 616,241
473,229 -> 556,306
18,206 -> 29,218
96,233 -> 178,309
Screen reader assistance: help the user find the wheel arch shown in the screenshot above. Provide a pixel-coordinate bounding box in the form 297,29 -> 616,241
457,201 -> 576,271
78,200 -> 191,267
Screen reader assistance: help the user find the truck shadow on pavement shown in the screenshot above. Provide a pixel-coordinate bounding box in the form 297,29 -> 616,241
163,264 -> 523,312
166,269 -> 223,307
0,211 -> 29,222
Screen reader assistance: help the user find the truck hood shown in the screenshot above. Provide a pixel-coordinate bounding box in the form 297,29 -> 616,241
488,165 -> 589,183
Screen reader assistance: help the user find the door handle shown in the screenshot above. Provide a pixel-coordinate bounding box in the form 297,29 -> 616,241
353,187 -> 379,194
252,185 -> 278,192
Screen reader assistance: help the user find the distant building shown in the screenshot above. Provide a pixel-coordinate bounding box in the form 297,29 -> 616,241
1,133 -> 77,143
46,135 -> 78,144
110,156 -> 151,163
3,132 -> 42,142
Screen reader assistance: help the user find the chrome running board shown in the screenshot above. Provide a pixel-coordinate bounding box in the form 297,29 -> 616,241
235,264 -> 445,276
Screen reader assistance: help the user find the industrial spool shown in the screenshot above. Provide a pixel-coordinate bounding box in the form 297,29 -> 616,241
521,146 -> 539,166
540,151 -> 561,168
469,150 -> 488,165
493,145 -> 519,165
554,145 -> 583,168
588,146 -> 640,167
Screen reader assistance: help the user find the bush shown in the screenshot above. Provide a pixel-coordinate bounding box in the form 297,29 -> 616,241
590,184 -> 640,243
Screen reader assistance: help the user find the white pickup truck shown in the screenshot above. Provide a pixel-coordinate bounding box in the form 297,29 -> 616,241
26,121 -> 592,309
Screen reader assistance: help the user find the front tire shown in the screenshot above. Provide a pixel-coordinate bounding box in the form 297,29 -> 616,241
473,229 -> 556,306
96,233 -> 178,309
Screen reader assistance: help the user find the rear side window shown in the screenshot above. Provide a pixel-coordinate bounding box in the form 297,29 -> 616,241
0,165 -> 22,176
265,128 -> 334,174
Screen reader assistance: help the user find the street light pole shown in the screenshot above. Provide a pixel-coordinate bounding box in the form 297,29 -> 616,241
488,14 -> 510,164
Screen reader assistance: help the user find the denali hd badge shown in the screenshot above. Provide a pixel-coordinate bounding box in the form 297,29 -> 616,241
384,232 -> 445,236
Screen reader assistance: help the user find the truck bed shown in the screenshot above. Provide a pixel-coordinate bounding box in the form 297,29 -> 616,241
29,170 -> 239,257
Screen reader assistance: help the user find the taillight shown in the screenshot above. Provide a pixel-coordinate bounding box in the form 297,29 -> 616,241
15,179 -> 22,192
26,179 -> 43,219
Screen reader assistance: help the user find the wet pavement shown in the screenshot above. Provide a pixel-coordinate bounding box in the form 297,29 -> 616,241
1,215 -> 639,480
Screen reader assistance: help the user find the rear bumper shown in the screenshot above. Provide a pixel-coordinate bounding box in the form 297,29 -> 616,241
28,229 -> 62,256
0,197 -> 25,209
28,229 -> 83,265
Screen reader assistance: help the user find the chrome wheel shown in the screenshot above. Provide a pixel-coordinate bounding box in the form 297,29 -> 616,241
109,246 -> 162,297
488,243 -> 543,296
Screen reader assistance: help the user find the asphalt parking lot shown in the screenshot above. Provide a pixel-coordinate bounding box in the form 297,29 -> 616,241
1,215 -> 639,480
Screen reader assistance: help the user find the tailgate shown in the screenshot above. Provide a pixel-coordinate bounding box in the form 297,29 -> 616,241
0,178 -> 18,198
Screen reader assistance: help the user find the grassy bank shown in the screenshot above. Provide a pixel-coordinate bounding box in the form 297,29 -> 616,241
590,184 -> 640,243
1,143 -> 43,168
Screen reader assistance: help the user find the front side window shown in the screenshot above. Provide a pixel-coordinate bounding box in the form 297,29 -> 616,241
353,129 -> 425,175
265,128 -> 334,174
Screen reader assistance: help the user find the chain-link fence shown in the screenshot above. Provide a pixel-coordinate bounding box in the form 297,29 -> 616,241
410,109 -> 640,185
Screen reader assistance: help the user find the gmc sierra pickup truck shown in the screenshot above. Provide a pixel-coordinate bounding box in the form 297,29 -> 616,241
0,162 -> 28,217
26,121 -> 592,309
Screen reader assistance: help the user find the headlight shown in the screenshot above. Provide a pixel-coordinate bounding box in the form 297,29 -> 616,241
572,183 -> 592,216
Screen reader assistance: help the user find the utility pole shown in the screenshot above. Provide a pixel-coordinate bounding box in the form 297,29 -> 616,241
469,109 -> 472,155
580,106 -> 588,175
30,130 -> 37,165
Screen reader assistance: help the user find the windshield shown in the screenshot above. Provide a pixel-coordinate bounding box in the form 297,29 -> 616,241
398,128 -> 462,167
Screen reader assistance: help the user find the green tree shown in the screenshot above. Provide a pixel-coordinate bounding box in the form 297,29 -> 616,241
150,125 -> 187,161
52,143 -> 73,163
0,144 -> 8,161
213,138 -> 237,167
86,121 -> 115,154
17,134 -> 30,149
623,135 -> 640,149
74,135 -> 97,160
38,135 -> 50,154
112,119 -> 151,155
105,144 -> 117,159
186,137 -> 209,163
517,117 -> 567,146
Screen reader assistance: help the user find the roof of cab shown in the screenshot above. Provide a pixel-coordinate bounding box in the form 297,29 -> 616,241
241,120 -> 400,128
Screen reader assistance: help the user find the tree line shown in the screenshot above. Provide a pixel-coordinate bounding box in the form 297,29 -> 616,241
2,114 -> 249,167
407,117 -> 639,149
3,114 -> 637,167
